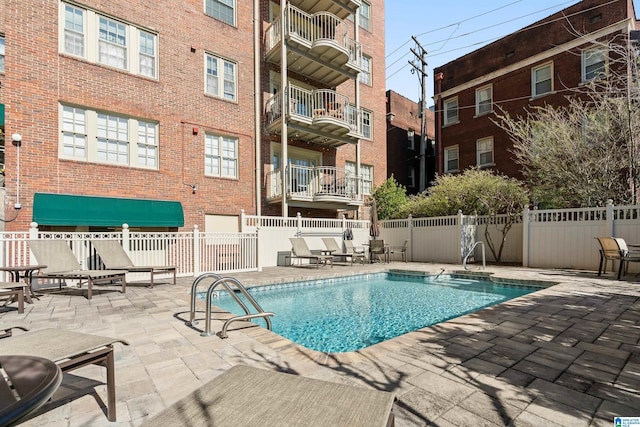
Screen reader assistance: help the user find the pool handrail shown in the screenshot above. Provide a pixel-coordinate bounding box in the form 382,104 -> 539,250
463,241 -> 486,270
188,272 -> 223,325
201,277 -> 274,338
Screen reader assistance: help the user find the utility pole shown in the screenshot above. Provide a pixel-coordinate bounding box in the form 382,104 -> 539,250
409,36 -> 427,192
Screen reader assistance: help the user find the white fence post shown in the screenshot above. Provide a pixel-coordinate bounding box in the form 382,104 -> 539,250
522,206 -> 530,267
606,200 -> 614,236
240,209 -> 246,232
193,225 -> 200,275
408,214 -> 413,262
296,212 -> 302,235
457,210 -> 464,263
256,226 -> 262,272
29,222 -> 39,265
121,223 -> 130,253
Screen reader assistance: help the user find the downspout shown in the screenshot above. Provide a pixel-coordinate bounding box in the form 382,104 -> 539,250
280,0 -> 288,216
254,0 -> 261,215
354,4 -> 361,214
435,72 -> 444,175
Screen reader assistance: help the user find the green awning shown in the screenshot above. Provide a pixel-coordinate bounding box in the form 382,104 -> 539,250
0,104 -> 4,125
32,193 -> 184,227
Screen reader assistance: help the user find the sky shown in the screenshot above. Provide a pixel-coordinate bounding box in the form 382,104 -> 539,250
385,0 -> 640,106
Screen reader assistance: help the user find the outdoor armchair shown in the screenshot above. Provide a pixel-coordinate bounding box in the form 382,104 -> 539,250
389,240 -> 409,262
613,237 -> 640,280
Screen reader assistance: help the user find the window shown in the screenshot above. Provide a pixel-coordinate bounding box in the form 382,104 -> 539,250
98,17 -> 127,69
205,0 -> 235,26
359,2 -> 371,31
532,63 -> 552,97
408,166 -> 416,188
476,137 -> 494,167
59,3 -> 157,78
582,47 -> 606,81
443,97 -> 458,125
359,55 -> 371,85
346,162 -> 373,195
137,120 -> 157,167
407,129 -> 415,150
444,146 -> 459,173
361,109 -> 372,140
63,4 -> 84,57
0,35 -> 5,73
59,104 -> 158,168
206,54 -> 237,101
205,134 -> 238,178
475,85 -> 492,116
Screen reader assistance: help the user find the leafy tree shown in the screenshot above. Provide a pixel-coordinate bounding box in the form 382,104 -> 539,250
372,176 -> 407,220
493,34 -> 640,207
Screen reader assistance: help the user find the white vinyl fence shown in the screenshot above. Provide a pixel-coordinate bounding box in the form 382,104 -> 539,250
1,203 -> 639,280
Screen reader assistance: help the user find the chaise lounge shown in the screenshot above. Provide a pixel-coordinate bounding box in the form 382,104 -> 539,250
287,237 -> 333,268
90,239 -> 177,288
322,238 -> 366,265
28,240 -> 126,300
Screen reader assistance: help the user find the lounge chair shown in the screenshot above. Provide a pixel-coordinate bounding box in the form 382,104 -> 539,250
140,365 -> 395,427
322,238 -> 366,265
389,240 -> 409,262
0,283 -> 25,313
28,240 -> 126,300
613,237 -> 640,280
90,239 -> 176,288
287,237 -> 333,268
0,327 -> 129,422
344,240 -> 367,259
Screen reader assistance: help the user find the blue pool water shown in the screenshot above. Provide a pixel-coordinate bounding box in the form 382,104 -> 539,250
209,273 -> 542,353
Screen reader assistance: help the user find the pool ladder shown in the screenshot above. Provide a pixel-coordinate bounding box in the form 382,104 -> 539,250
188,272 -> 274,339
463,241 -> 486,270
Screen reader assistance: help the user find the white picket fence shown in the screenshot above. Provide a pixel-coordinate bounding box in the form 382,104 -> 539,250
1,203 -> 638,280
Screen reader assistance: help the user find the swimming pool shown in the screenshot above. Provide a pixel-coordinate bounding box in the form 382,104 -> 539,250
209,272 -> 544,353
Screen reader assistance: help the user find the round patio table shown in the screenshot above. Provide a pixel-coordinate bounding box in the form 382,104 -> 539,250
0,355 -> 62,426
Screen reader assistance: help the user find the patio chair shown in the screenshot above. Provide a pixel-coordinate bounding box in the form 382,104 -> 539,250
28,240 -> 126,300
344,240 -> 367,259
140,364 -> 395,427
389,240 -> 409,262
0,327 -> 129,422
322,238 -> 366,265
287,238 -> 333,268
595,237 -> 622,276
614,237 -> 640,280
0,283 -> 25,313
90,239 -> 176,288
370,239 -> 389,263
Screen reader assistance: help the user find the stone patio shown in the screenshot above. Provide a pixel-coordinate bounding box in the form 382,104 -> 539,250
1,262 -> 639,426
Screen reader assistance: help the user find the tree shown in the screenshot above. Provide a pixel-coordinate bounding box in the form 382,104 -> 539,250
493,33 -> 640,207
371,176 -> 407,220
397,169 -> 529,262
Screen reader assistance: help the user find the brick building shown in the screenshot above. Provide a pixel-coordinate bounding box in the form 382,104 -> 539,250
433,0 -> 638,179
385,90 -> 435,195
0,0 -> 385,231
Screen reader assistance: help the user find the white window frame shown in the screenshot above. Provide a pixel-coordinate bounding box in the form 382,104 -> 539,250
444,146 -> 459,173
476,137 -> 494,167
359,1 -> 371,31
475,85 -> 493,116
532,62 -> 553,97
205,133 -> 238,179
58,103 -> 158,169
0,35 -> 5,73
205,53 -> 237,101
138,30 -> 156,78
98,16 -> 127,70
137,120 -> 158,168
59,2 -> 158,79
443,97 -> 458,126
346,162 -> 373,195
205,0 -> 236,26
582,46 -> 607,82
361,109 -> 372,140
359,54 -> 371,85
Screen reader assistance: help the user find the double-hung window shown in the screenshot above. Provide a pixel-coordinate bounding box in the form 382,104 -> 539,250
444,146 -> 459,173
359,54 -> 371,85
444,97 -> 458,125
205,0 -> 235,26
346,162 -> 373,195
60,3 -> 158,78
361,109 -> 372,140
60,104 -> 158,168
206,54 -> 237,101
475,85 -> 492,116
205,134 -> 238,178
582,47 -> 606,82
532,63 -> 553,97
359,2 -> 371,31
476,137 -> 494,167
0,35 -> 5,73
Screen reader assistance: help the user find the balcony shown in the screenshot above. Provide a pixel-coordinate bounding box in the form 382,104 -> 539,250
265,5 -> 362,87
266,165 -> 369,209
266,85 -> 364,147
289,0 -> 361,20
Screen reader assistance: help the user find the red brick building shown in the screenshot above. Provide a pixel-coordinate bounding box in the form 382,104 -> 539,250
0,0 -> 386,231
385,90 -> 435,194
433,0 -> 638,179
